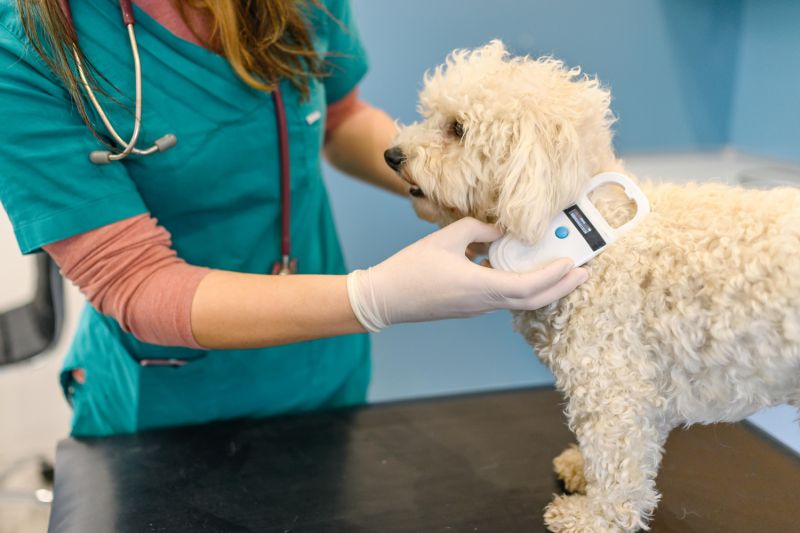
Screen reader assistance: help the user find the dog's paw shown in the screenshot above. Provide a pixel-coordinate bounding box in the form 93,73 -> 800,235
553,444 -> 586,494
544,495 -> 620,533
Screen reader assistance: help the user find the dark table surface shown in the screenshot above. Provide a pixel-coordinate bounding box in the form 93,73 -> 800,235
48,387 -> 800,533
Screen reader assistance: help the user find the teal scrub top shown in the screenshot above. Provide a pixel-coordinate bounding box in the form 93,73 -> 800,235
0,0 -> 371,437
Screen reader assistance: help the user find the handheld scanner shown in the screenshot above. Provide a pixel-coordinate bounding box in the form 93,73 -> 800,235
489,172 -> 650,273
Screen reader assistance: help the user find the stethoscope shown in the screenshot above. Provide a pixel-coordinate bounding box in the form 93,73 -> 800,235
60,0 -> 297,275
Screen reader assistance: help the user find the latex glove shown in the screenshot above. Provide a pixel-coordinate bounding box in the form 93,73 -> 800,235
346,217 -> 589,332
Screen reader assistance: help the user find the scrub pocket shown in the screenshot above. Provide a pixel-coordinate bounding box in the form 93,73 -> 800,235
61,308 -> 212,437
135,353 -> 216,432
293,77 -> 327,180
60,325 -> 144,437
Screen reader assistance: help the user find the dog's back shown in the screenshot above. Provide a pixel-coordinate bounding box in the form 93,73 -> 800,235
520,181 -> 800,424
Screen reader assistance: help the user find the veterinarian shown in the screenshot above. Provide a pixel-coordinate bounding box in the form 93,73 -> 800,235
0,0 -> 588,437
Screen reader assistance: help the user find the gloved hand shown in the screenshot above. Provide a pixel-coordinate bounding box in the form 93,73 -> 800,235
346,217 -> 589,332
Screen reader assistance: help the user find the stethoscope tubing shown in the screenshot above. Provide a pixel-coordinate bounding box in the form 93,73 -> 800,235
271,88 -> 291,263
63,0 -> 175,164
73,24 -> 143,161
60,0 -> 294,271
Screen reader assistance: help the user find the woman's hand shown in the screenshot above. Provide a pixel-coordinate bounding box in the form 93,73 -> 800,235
346,217 -> 589,332
190,218 -> 586,350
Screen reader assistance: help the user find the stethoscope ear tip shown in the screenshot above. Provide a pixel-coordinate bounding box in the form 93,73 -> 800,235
155,134 -> 177,152
89,150 -> 113,164
88,134 -> 177,164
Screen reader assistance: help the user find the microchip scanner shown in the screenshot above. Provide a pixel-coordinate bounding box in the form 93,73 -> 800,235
489,172 -> 650,273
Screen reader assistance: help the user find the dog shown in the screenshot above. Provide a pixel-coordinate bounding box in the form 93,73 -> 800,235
385,40 -> 800,532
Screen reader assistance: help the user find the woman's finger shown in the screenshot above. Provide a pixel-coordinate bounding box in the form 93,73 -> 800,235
441,217 -> 503,247
520,268 -> 589,309
488,257 -> 575,299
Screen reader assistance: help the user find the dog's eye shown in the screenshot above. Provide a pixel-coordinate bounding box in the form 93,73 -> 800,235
450,120 -> 465,139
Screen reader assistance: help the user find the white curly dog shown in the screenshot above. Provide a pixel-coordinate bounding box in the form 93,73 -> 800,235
386,40 -> 800,532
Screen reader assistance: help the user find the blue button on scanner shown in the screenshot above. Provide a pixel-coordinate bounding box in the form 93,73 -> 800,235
555,226 -> 569,239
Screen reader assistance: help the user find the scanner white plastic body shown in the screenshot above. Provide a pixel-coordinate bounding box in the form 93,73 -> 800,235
489,172 -> 650,273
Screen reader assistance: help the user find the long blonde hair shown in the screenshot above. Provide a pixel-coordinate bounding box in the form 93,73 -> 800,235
17,0 -> 327,137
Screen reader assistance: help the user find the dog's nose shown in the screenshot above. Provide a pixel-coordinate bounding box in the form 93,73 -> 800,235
384,147 -> 406,172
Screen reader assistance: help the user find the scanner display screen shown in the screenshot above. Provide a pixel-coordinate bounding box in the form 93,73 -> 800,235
564,205 -> 606,251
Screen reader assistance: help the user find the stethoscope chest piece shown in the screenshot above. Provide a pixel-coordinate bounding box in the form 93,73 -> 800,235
272,256 -> 298,275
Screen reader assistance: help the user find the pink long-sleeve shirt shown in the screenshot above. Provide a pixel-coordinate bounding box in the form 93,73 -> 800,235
44,0 -> 368,349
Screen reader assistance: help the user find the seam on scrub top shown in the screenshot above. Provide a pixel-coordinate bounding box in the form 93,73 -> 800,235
0,21 -> 62,79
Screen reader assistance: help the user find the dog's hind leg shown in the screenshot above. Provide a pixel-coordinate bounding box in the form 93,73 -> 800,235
544,391 -> 669,533
553,444 -> 586,494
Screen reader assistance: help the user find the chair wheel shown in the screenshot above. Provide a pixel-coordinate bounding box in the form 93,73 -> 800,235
40,459 -> 54,484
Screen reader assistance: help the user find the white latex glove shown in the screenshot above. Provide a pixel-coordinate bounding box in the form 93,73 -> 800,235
346,217 -> 589,332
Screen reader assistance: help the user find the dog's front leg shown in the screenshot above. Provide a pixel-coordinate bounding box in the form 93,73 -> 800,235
544,392 -> 669,533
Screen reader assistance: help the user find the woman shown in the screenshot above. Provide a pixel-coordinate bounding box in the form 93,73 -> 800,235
0,0 -> 587,437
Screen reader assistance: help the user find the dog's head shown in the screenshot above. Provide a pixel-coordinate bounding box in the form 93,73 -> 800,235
386,40 -> 619,243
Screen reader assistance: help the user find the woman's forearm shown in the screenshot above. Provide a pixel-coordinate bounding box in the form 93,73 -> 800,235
191,271 -> 365,350
193,103 -> 404,350
324,105 -> 409,196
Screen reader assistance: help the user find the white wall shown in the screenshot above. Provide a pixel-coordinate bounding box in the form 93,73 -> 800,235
0,211 -> 74,461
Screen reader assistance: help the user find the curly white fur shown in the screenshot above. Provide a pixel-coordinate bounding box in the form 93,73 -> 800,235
391,40 -> 800,532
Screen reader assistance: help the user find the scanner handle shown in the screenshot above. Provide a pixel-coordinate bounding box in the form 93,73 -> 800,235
580,172 -> 650,241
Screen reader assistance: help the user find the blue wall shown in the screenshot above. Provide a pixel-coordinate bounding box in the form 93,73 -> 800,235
730,0 -> 800,162
350,0 -> 742,153
323,1 -> 798,451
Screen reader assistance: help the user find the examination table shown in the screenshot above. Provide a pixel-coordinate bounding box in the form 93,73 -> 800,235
47,387 -> 800,532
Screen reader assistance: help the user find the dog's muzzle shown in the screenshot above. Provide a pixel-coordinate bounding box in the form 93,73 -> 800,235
384,146 -> 406,171
384,147 -> 425,197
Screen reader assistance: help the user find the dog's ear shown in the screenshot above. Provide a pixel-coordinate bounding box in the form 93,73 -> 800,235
493,116 -> 585,244
491,57 -> 617,243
